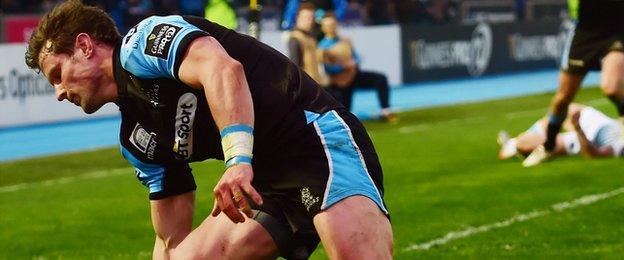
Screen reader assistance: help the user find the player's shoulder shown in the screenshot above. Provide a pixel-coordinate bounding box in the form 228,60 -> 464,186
118,15 -> 208,79
120,15 -> 192,54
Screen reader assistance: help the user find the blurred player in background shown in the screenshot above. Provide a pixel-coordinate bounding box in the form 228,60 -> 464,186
524,0 -> 624,167
319,12 -> 396,122
25,0 -> 392,259
499,103 -> 624,162
281,0 -> 347,30
287,3 -> 329,87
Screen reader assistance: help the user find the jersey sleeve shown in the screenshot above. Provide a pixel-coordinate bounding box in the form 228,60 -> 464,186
119,119 -> 196,200
120,144 -> 196,200
119,15 -> 209,79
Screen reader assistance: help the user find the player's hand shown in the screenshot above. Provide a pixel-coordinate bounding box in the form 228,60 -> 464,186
570,110 -> 581,128
211,164 -> 263,223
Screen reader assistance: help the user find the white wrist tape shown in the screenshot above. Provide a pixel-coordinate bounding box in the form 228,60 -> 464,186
220,124 -> 254,168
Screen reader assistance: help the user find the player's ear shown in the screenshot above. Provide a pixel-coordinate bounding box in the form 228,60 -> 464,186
75,33 -> 93,58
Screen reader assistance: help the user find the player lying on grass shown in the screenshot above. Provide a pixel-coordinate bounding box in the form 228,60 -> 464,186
523,0 -> 624,167
25,0 -> 392,259
499,103 -> 624,163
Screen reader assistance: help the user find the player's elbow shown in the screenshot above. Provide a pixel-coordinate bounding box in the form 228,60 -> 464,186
223,59 -> 244,75
218,59 -> 245,85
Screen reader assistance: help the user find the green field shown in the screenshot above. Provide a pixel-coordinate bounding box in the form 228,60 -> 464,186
2,87 -> 624,259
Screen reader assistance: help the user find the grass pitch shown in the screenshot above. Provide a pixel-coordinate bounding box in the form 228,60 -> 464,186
2,87 -> 624,259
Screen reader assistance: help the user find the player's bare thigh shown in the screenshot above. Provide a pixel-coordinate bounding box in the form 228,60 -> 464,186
313,195 -> 393,260
601,51 -> 624,96
172,212 -> 278,260
516,132 -> 545,154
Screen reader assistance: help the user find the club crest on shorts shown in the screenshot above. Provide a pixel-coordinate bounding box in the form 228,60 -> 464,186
301,187 -> 320,211
129,123 -> 157,160
144,23 -> 181,59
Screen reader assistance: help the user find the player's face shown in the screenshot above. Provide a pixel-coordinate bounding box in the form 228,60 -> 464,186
296,9 -> 315,32
321,17 -> 337,35
39,47 -> 106,114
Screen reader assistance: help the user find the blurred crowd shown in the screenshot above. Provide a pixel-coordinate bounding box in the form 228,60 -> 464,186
1,0 -> 547,32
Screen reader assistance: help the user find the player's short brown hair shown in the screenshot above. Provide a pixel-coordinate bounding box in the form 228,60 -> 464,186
323,11 -> 337,20
25,0 -> 121,70
298,2 -> 317,13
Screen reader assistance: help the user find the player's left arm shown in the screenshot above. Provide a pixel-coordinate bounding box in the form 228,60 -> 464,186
177,35 -> 263,223
571,111 -> 614,158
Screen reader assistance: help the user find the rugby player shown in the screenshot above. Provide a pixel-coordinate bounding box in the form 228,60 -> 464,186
25,1 -> 393,259
499,103 -> 624,162
524,0 -> 624,167
318,13 -> 396,122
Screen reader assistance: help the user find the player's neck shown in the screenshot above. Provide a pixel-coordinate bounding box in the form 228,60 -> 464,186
295,27 -> 312,35
98,46 -> 118,103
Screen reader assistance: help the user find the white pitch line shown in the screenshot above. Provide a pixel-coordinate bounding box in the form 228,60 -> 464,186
397,98 -> 608,134
399,124 -> 432,134
505,108 -> 546,119
398,117 -> 487,134
403,187 -> 624,252
0,168 -> 130,193
505,98 -> 607,120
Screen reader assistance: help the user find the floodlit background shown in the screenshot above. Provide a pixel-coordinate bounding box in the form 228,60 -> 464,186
1,0 -> 622,258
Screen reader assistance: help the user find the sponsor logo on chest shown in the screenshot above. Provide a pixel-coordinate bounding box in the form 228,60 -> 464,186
144,23 -> 181,59
129,123 -> 157,160
173,93 -> 197,160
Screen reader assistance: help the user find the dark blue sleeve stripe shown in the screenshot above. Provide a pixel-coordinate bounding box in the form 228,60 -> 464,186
173,30 -> 210,80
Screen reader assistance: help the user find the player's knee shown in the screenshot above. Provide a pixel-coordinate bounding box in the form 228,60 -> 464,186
155,229 -> 187,250
226,228 -> 277,259
330,229 -> 393,260
319,196 -> 393,259
155,223 -> 191,250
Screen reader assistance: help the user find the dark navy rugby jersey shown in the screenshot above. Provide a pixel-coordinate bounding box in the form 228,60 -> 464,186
115,15 -> 342,183
577,0 -> 624,29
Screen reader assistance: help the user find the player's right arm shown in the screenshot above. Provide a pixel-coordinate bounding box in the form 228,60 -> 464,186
176,34 -> 262,224
570,111 -> 614,158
